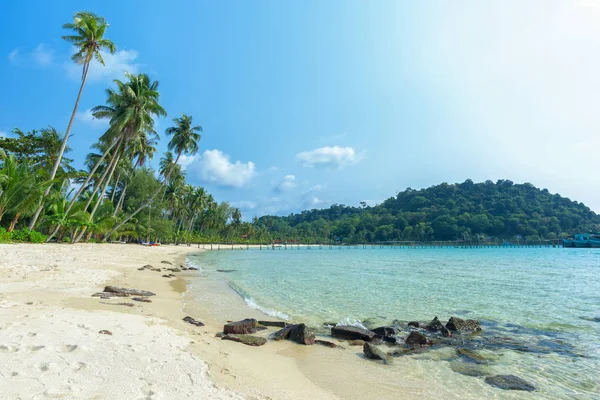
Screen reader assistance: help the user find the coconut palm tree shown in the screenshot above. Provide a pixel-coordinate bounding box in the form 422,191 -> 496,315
29,12 -> 116,230
46,73 -> 166,242
103,115 -> 202,241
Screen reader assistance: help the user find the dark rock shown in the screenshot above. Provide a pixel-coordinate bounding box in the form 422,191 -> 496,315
288,324 -> 315,345
91,293 -> 111,299
484,375 -> 536,391
363,342 -> 391,364
405,331 -> 431,347
331,326 -> 376,341
221,334 -> 267,346
382,336 -> 398,344
372,326 -> 398,337
426,317 -> 452,337
138,264 -> 154,271
272,325 -> 293,341
258,320 -> 288,328
162,274 -> 176,278
315,339 -> 338,348
103,286 -> 156,297
408,321 -> 420,328
446,317 -> 481,332
132,297 -> 152,303
217,269 -> 237,273
99,330 -> 112,335
183,316 -> 205,327
161,260 -> 172,265
224,318 -> 257,335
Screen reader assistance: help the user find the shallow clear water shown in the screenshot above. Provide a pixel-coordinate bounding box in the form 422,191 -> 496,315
188,247 -> 600,398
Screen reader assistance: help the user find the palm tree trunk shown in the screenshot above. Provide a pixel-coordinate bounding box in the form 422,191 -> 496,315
29,61 -> 91,230
74,150 -> 121,243
113,183 -> 127,217
8,213 -> 22,232
110,174 -> 121,203
44,135 -> 121,242
102,152 -> 182,241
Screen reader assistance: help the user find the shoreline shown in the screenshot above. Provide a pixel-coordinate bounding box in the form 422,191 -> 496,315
0,243 -> 549,399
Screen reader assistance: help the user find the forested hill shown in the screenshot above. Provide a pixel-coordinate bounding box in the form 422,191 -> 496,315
256,180 -> 600,242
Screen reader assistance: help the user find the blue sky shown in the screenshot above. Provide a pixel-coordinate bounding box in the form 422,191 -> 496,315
2,0 -> 600,217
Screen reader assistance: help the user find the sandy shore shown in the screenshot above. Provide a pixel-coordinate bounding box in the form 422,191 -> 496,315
0,243 -> 529,400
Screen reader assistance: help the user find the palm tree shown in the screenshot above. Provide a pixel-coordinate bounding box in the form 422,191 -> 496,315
29,12 -> 116,230
103,114 -> 202,241
46,73 -> 166,242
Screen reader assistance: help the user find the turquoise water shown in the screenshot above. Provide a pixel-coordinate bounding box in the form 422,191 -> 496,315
188,247 -> 600,398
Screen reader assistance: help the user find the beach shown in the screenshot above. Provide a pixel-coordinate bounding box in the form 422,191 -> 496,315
2,244 -> 592,400
0,243 -> 421,400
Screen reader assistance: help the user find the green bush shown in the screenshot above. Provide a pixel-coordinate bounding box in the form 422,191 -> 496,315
5,228 -> 48,243
11,229 -> 30,241
0,228 -> 12,242
28,230 -> 47,243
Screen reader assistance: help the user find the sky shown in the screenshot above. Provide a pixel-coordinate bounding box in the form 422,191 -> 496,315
1,0 -> 600,218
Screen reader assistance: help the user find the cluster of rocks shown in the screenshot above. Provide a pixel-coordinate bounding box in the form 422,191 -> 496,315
214,315 -> 534,392
92,285 -> 156,300
138,262 -> 197,274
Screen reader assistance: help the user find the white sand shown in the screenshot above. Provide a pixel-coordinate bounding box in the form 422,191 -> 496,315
0,243 -> 530,400
0,244 -> 241,400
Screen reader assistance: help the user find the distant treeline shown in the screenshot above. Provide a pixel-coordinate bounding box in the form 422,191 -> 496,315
255,180 -> 600,243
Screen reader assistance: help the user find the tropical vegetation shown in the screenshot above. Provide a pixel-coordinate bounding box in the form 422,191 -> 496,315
255,180 -> 600,244
0,11 -> 247,244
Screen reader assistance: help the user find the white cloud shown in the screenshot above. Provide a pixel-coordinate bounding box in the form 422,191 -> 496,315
76,109 -> 109,129
296,146 -> 362,168
31,43 -> 53,66
66,49 -> 140,82
274,175 -> 296,192
184,149 -> 256,188
8,49 -> 18,64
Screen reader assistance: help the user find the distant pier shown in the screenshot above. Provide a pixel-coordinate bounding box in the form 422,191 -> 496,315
196,239 -> 565,250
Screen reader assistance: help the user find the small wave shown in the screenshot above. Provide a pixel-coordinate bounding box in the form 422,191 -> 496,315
227,282 -> 291,320
244,297 -> 291,321
335,317 -> 368,330
185,258 -> 202,271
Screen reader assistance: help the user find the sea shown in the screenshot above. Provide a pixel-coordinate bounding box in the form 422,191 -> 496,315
185,246 -> 600,399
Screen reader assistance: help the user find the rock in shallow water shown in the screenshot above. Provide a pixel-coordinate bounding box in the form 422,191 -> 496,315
484,375 -> 536,391
288,324 -> 316,345
222,334 -> 267,346
363,342 -> 391,364
372,326 -> 398,337
426,317 -> 452,337
315,340 -> 338,348
405,331 -> 431,347
331,326 -> 375,341
258,320 -> 288,328
224,318 -> 257,334
446,316 -> 481,332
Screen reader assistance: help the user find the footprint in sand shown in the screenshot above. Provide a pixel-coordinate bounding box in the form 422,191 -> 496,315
29,345 -> 45,352
140,387 -> 155,400
38,363 -> 50,372
62,344 -> 78,352
73,361 -> 86,372
27,332 -> 37,337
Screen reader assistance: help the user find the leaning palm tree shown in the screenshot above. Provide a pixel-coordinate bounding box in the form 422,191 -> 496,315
29,11 -> 116,229
102,114 -> 202,241
46,72 -> 165,242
